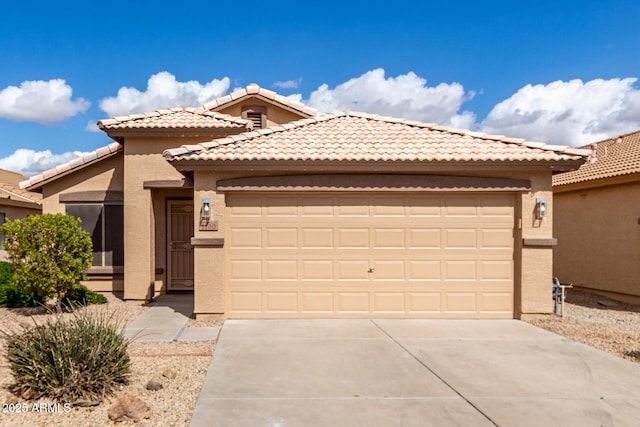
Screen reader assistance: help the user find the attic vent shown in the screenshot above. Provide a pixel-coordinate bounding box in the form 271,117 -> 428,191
242,105 -> 266,129
246,112 -> 263,129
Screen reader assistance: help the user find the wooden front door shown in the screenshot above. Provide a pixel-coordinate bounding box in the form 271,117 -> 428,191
168,200 -> 194,291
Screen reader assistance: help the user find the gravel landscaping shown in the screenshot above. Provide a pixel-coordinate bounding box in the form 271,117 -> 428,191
1,289 -> 639,426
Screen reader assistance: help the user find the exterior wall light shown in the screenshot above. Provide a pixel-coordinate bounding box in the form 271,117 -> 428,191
535,197 -> 547,220
201,197 -> 211,221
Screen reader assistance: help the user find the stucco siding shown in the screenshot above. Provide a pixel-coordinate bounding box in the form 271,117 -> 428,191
554,182 -> 640,302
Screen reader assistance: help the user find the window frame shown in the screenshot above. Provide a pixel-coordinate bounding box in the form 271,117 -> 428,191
65,202 -> 123,268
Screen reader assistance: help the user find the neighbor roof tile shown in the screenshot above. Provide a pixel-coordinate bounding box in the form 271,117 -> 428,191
553,130 -> 640,186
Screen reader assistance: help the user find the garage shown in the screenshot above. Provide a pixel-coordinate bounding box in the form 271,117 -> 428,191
224,189 -> 515,319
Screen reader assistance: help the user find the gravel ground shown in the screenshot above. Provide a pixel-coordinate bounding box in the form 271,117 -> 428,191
1,289 -> 640,426
0,295 -> 214,427
523,289 -> 640,364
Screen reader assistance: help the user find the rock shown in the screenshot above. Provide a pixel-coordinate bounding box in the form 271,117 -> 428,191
162,368 -> 177,379
73,398 -> 100,407
146,380 -> 163,391
107,394 -> 151,422
5,395 -> 19,405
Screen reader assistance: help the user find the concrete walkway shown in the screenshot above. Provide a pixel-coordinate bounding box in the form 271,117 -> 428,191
124,294 -> 220,342
190,319 -> 640,427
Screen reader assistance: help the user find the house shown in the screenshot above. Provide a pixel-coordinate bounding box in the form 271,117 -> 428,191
0,169 -> 42,260
21,83 -> 589,319
553,130 -> 640,304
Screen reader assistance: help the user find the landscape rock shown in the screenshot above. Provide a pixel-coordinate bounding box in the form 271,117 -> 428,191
107,393 -> 151,422
73,398 -> 100,407
146,380 -> 163,391
162,368 -> 177,379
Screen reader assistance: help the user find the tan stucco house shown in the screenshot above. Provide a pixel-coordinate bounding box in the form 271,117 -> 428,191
553,130 -> 640,304
1,168 -> 42,260
21,83 -> 589,319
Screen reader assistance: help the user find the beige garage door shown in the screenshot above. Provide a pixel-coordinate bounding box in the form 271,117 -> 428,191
225,193 -> 514,319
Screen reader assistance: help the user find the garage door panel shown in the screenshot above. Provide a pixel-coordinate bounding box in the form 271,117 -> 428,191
373,293 -> 405,312
226,192 -> 514,319
337,260 -> 370,280
337,228 -> 369,248
265,227 -> 298,248
229,227 -> 262,248
301,228 -> 334,248
444,228 -> 478,248
266,292 -> 298,312
337,293 -> 370,312
302,260 -> 334,280
265,260 -> 298,281
372,260 -> 405,280
409,228 -> 441,248
373,228 -> 406,248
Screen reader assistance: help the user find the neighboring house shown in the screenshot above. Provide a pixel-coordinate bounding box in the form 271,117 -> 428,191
553,130 -> 640,304
21,83 -> 589,319
0,169 -> 42,260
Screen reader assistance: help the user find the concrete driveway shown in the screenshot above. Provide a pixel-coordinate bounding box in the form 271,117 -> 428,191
190,320 -> 640,427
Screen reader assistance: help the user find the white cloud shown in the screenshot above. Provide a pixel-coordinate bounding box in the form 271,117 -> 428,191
481,78 -> 640,147
300,68 -> 476,127
0,149 -> 91,177
85,120 -> 101,133
99,72 -> 230,117
274,78 -> 302,89
0,79 -> 89,125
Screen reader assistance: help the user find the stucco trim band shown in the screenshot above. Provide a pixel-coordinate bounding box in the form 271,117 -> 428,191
59,191 -> 124,203
216,174 -> 532,192
522,238 -> 558,247
143,179 -> 193,189
190,237 -> 224,247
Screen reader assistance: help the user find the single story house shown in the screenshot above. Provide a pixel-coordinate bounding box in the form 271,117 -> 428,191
21,84 -> 589,319
553,130 -> 640,304
0,168 -> 42,260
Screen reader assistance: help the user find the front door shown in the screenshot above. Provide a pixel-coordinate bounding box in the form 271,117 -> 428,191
167,200 -> 194,291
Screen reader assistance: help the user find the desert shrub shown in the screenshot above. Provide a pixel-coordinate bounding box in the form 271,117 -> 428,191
62,284 -> 108,306
1,214 -> 92,303
5,307 -> 130,402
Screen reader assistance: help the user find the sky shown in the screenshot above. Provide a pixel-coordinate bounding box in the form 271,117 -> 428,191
1,0 -> 639,177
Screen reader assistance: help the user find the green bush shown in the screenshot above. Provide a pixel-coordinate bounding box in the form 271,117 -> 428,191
62,284 -> 108,307
0,261 -> 14,285
0,282 -> 42,308
1,214 -> 92,303
4,307 -> 130,402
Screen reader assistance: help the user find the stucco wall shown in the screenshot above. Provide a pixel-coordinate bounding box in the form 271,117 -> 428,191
554,181 -> 640,303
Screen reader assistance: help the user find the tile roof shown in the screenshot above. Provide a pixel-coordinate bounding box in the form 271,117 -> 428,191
98,108 -> 252,131
164,111 -> 590,164
97,84 -> 317,132
553,130 -> 640,186
0,169 -> 41,204
20,142 -> 123,191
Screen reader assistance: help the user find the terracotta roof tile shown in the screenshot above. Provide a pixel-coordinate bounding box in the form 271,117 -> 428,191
164,111 -> 590,164
21,142 -> 123,191
553,130 -> 640,186
98,108 -> 251,131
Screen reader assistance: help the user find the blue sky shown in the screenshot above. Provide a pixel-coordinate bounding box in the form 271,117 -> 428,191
1,0 -> 639,176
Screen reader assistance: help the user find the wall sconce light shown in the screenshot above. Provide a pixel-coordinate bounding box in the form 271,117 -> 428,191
201,197 -> 211,221
535,197 -> 547,220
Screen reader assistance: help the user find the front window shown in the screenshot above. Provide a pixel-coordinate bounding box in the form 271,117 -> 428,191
66,204 -> 123,267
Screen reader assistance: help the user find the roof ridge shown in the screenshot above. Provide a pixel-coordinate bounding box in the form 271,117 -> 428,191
201,83 -> 319,117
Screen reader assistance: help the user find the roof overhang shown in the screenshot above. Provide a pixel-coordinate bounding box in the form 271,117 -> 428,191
217,174 -> 532,192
